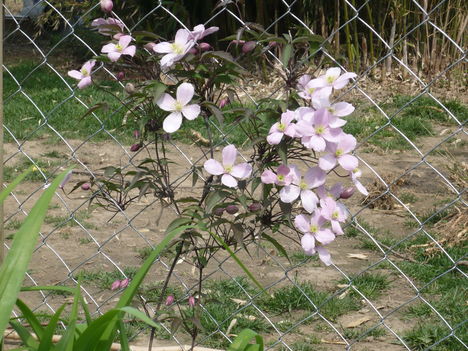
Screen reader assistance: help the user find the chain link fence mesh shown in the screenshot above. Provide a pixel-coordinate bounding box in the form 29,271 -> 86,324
2,0 -> 467,350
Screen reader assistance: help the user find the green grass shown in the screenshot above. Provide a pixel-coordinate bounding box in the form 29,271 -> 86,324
259,282 -> 359,321
399,192 -> 418,204
3,158 -> 61,182
340,272 -> 390,300
343,326 -> 387,340
44,210 -> 97,229
5,218 -> 23,231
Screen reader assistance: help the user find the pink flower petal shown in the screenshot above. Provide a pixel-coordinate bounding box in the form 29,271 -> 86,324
331,220 -> 344,235
153,42 -> 173,54
123,45 -> 136,57
108,51 -> 122,62
83,60 -> 96,73
111,280 -> 121,290
319,153 -> 337,171
334,72 -> 356,89
157,94 -> 176,111
277,165 -> 290,176
316,246 -> 332,266
332,102 -> 354,116
261,170 -> 276,184
101,43 -> 115,53
339,134 -> 357,153
300,189 -> 319,213
338,154 -> 358,171
222,145 -> 237,167
301,233 -> 316,252
279,185 -> 301,203
119,35 -> 132,48
163,112 -> 183,133
119,278 -> 130,288
231,163 -> 252,179
175,28 -> 190,44
304,167 -> 326,188
221,173 -> 238,188
182,104 -> 200,120
177,83 -> 195,105
204,159 -> 224,175
77,77 -> 92,89
68,70 -> 82,80
295,214 -> 311,233
316,229 -> 335,245
267,131 -> 283,145
354,179 -> 369,196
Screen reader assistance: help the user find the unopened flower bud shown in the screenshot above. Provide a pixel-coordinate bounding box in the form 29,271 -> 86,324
59,170 -> 73,190
125,83 -> 135,94
100,0 -> 113,13
199,42 -> 212,51
340,187 -> 355,199
213,207 -> 225,216
116,71 -> 125,81
133,130 -> 140,139
81,183 -> 91,191
219,97 -> 230,108
268,41 -> 278,48
119,278 -> 130,289
226,205 -> 239,215
248,203 -> 262,212
111,279 -> 120,291
130,143 -> 142,152
144,42 -> 157,51
188,296 -> 196,307
231,39 -> 245,46
165,295 -> 175,306
242,41 -> 256,53
188,47 -> 198,55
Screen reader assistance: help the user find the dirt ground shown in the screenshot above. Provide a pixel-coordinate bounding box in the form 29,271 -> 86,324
2,116 -> 466,350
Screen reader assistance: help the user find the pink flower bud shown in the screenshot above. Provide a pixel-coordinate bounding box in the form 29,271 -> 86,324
125,83 -> 135,94
268,41 -> 278,48
119,278 -> 130,289
188,47 -> 198,55
213,207 -> 225,216
242,41 -> 256,53
111,280 -> 120,290
219,97 -> 230,108
226,205 -> 239,215
116,71 -> 125,81
133,130 -> 140,139
199,42 -> 212,51
100,0 -> 113,13
248,203 -> 262,212
165,295 -> 175,306
144,42 -> 156,51
231,40 -> 245,46
340,187 -> 355,199
81,183 -> 91,191
59,170 -> 73,190
188,296 -> 196,307
130,143 -> 142,152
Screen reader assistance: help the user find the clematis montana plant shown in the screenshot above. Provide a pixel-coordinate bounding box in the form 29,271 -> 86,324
66,4 -> 368,347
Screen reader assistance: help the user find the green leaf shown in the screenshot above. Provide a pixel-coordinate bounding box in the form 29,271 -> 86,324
38,304 -> 65,351
8,320 -> 39,348
15,299 -> 44,341
118,307 -> 160,329
262,234 -> 290,262
0,166 -> 33,204
281,44 -> 293,68
117,320 -> 130,351
56,283 -> 82,351
205,190 -> 229,214
228,328 -> 264,351
0,167 -> 73,338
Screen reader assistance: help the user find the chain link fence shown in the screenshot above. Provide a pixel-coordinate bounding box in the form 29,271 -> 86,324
2,0 -> 467,350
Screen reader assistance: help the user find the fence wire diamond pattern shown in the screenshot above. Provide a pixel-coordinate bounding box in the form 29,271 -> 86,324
2,0 -> 467,350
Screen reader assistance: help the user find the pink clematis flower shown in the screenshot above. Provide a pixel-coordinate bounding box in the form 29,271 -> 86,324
279,166 -> 326,213
350,168 -> 368,196
91,17 -> 124,38
320,197 -> 348,235
312,90 -> 354,128
307,67 -> 357,91
316,183 -> 345,201
187,24 -> 219,41
318,134 -> 358,172
267,110 -> 296,145
156,83 -> 200,133
294,212 -> 335,265
204,145 -> 252,188
296,108 -> 342,152
101,35 -> 136,62
153,29 -> 195,69
68,60 -> 96,89
261,165 -> 293,186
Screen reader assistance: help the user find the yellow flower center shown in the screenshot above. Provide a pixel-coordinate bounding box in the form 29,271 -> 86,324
315,125 -> 325,135
326,75 -> 336,84
225,165 -> 233,173
277,174 -> 285,181
174,101 -> 183,112
171,43 -> 184,55
309,224 -> 318,233
327,107 -> 335,113
81,68 -> 89,76
307,87 -> 315,94
335,149 -> 343,157
299,181 -> 308,190
332,211 -> 339,219
116,44 -> 123,52
278,123 -> 286,132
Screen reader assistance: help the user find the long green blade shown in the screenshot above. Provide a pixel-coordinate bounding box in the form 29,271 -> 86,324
0,168 -> 73,337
